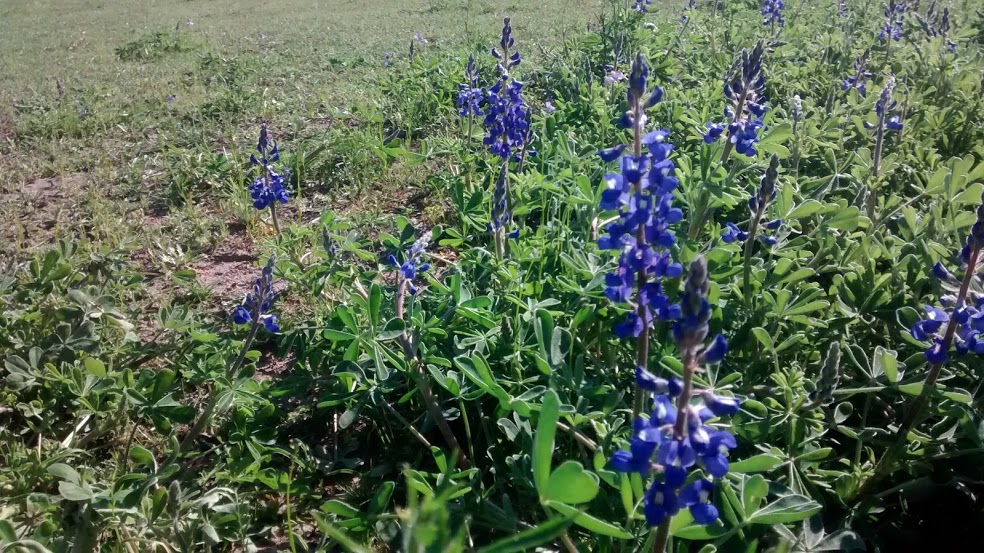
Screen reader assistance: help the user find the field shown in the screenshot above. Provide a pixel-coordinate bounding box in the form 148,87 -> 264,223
2,0 -> 984,551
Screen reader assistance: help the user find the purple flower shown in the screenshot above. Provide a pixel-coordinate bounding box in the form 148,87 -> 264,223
680,479 -> 719,525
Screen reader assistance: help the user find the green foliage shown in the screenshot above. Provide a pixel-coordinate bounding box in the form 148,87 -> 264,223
4,0 -> 984,552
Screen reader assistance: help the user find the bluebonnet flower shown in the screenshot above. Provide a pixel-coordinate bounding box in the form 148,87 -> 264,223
484,19 -> 528,161
232,256 -> 280,333
456,55 -> 484,118
762,0 -> 785,27
633,0 -> 654,13
837,0 -> 848,17
878,0 -> 906,42
910,192 -> 984,364
604,68 -> 627,85
920,4 -> 957,52
544,101 -> 556,114
383,51 -> 393,67
390,233 -> 431,296
248,125 -> 290,211
598,53 -> 684,339
705,42 -> 769,159
703,122 -> 725,144
610,257 -> 740,529
841,50 -> 871,95
721,155 -> 782,246
680,0 -> 697,25
940,7 -> 956,52
680,479 -> 719,524
413,31 -> 428,44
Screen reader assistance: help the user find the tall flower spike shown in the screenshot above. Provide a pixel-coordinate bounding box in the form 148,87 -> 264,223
762,0 -> 785,27
871,77 -> 903,178
878,0 -> 906,42
391,234 -> 431,297
456,55 -> 484,118
232,255 -> 280,333
598,53 -> 681,344
842,49 -> 871,95
484,17 -> 528,256
704,41 -> 768,160
247,125 -> 290,230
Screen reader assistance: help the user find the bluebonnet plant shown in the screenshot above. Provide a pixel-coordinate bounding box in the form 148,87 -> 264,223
633,0 -> 654,13
181,257 -> 281,452
841,49 -> 871,95
722,155 -> 782,302
859,192 -> 984,498
762,0 -> 786,28
232,255 -> 280,333
597,52 -> 683,426
910,199 -> 984,364
869,77 -> 903,178
248,125 -> 290,234
837,0 -> 848,17
456,55 -> 484,119
704,41 -> 768,162
611,257 -> 741,550
484,18 -> 529,257
918,3 -> 956,52
680,0 -> 697,25
878,0 -> 906,42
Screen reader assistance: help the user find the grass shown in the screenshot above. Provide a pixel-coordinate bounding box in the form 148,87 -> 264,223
0,0 -> 602,266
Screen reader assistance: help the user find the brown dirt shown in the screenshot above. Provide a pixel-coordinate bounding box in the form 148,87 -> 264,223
192,231 -> 258,299
0,172 -> 90,256
255,348 -> 295,382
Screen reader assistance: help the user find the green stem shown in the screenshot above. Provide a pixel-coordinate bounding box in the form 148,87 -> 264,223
855,246 -> 980,499
741,203 -> 766,306
179,320 -> 260,453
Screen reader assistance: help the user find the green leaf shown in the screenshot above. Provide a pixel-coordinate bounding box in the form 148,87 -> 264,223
48,463 -> 80,485
312,513 -> 370,553
0,519 -> 18,542
83,357 -> 106,377
544,461 -> 599,505
787,200 -> 825,220
533,390 -> 560,498
670,509 -> 727,539
321,499 -> 362,519
873,346 -> 899,383
742,475 -> 769,514
367,481 -> 395,517
376,318 -> 406,341
751,328 -> 774,351
479,515 -> 574,553
748,494 -> 822,524
728,454 -> 783,473
58,481 -> 94,502
794,448 -> 833,462
545,501 -> 632,539
369,283 -> 382,327
324,329 -> 357,342
129,446 -> 156,468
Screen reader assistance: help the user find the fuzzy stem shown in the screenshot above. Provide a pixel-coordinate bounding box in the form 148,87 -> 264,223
397,275 -> 470,468
855,246 -> 979,499
741,203 -> 766,305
